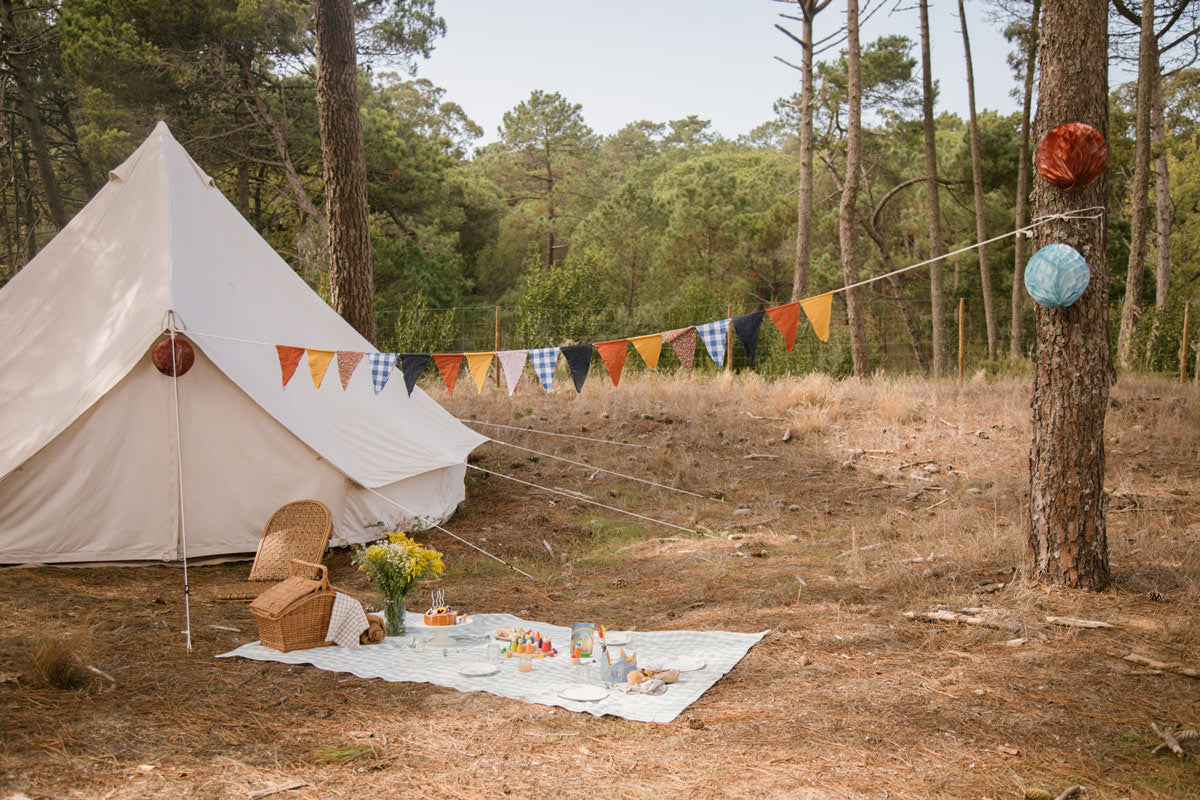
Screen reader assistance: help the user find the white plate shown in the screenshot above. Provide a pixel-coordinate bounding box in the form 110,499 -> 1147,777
557,683 -> 608,702
603,631 -> 633,646
660,656 -> 705,672
457,662 -> 499,677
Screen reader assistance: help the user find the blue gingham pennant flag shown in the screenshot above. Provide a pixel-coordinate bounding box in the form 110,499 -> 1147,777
696,319 -> 731,367
529,347 -> 560,392
368,352 -> 398,394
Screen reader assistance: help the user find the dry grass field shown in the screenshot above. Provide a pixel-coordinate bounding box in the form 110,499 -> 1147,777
1,372 -> 1198,799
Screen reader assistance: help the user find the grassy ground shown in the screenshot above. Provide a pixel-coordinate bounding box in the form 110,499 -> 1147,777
1,372 -> 1198,799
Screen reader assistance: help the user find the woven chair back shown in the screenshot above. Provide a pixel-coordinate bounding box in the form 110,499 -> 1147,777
247,500 -> 332,582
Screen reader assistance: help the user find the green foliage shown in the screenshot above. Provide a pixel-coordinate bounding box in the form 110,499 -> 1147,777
511,249 -> 615,348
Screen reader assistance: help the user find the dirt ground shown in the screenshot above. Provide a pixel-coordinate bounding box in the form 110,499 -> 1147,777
1,372 -> 1198,800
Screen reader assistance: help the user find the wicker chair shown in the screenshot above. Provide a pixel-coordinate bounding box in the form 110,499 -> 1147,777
213,500 -> 333,601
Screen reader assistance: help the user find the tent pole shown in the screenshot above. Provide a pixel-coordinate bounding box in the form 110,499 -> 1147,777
168,314 -> 193,652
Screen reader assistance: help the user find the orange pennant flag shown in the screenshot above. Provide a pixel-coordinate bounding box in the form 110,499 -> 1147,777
276,345 -> 304,387
432,353 -> 463,396
628,334 -> 662,370
306,349 -> 335,388
765,302 -> 800,352
465,351 -> 495,393
594,339 -> 629,387
800,292 -> 833,342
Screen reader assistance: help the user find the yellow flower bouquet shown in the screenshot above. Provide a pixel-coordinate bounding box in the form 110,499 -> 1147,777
352,532 -> 444,636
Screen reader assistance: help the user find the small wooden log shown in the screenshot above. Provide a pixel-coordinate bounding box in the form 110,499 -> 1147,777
1045,616 -> 1114,629
1123,652 -> 1200,679
902,609 -> 1021,632
1053,786 -> 1083,800
1151,722 -> 1186,758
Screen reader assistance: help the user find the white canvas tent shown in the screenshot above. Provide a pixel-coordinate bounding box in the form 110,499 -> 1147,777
0,122 -> 487,564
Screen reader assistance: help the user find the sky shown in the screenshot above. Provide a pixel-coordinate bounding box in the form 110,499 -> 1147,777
412,0 -> 1050,147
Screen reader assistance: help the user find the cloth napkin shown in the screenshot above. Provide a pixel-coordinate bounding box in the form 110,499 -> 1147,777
324,592 -> 369,648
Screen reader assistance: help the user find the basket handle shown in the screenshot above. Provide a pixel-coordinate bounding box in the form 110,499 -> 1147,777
289,559 -> 328,586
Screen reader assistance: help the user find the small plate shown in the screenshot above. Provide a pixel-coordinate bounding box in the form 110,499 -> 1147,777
603,631 -> 633,646
457,662 -> 499,677
557,683 -> 608,702
660,656 -> 705,672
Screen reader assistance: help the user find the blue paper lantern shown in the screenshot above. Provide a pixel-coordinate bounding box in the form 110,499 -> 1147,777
1024,243 -> 1091,309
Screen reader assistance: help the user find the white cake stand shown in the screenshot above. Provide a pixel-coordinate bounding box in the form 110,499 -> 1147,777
415,614 -> 473,648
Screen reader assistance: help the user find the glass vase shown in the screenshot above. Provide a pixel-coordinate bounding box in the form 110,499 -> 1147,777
384,595 -> 407,637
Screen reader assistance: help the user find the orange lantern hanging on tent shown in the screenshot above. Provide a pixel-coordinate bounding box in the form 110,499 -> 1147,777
1036,122 -> 1108,190
152,336 -> 195,376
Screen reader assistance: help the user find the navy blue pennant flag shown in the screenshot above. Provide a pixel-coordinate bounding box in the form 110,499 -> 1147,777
732,310 -> 766,363
399,353 -> 431,396
560,344 -> 593,393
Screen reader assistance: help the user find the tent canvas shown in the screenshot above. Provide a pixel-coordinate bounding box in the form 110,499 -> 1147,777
0,122 -> 486,564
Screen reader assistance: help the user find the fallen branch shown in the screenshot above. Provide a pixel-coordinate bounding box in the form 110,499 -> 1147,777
902,609 -> 1022,632
741,411 -> 788,422
86,665 -> 116,685
1121,652 -> 1200,679
1046,616 -> 1114,629
1150,722 -> 1194,758
1053,787 -> 1083,800
249,780 -> 309,799
743,453 -> 781,460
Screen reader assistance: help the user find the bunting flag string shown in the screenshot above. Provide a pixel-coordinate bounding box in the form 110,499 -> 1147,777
629,333 -> 662,370
307,349 -> 334,388
662,326 -> 697,372
696,319 -> 731,367
594,339 -> 629,387
765,302 -> 799,352
465,352 -> 495,393
497,350 -> 528,395
368,352 -> 398,394
560,344 -> 593,393
336,350 -> 364,390
399,353 -> 431,396
800,292 -> 833,343
433,353 -> 463,396
529,347 -> 560,393
277,345 -> 304,387
732,311 -> 765,363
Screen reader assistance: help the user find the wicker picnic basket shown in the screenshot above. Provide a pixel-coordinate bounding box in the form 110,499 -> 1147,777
249,559 -> 335,652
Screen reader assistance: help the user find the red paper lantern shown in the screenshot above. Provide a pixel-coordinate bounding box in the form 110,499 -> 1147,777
152,336 -> 195,377
1036,122 -> 1108,190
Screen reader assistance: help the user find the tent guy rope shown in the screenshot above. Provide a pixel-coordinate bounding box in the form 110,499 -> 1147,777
457,420 -> 652,449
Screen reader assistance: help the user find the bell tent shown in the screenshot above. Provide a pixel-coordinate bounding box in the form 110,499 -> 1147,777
0,122 -> 486,564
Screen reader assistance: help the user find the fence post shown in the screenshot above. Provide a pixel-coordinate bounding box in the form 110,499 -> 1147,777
1181,300 -> 1191,383
957,297 -> 965,385
494,305 -> 501,388
725,302 -> 734,375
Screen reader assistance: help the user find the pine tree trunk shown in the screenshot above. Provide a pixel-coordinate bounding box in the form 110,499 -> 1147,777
1011,0 -> 1040,358
1026,0 -> 1111,590
1116,0 -> 1155,371
791,6 -> 816,301
959,0 -> 999,361
1,0 -> 67,231
1151,57 -> 1170,311
314,0 -> 375,344
919,0 -> 946,377
839,0 -> 868,377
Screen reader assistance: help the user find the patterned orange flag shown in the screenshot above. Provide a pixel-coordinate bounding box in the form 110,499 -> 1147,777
433,353 -> 463,396
465,352 -> 495,393
800,292 -> 834,342
306,349 -> 335,388
594,339 -> 629,387
765,302 -> 800,352
629,333 -> 662,370
335,351 -> 364,389
276,345 -> 305,387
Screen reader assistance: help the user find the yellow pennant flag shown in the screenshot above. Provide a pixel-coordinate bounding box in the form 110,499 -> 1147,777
800,292 -> 833,343
629,334 -> 663,370
465,351 -> 495,393
307,349 -> 335,388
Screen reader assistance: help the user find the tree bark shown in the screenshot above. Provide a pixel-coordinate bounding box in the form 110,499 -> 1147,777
1026,0 -> 1111,590
1151,57 -> 1171,311
789,1 -> 830,300
839,0 -> 868,377
919,0 -> 947,377
1,0 -> 67,231
1011,0 -> 1041,358
959,0 -> 999,361
1115,0 -> 1156,371
313,0 -> 375,343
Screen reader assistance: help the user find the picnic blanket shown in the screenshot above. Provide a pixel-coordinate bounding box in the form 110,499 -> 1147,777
218,612 -> 766,723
